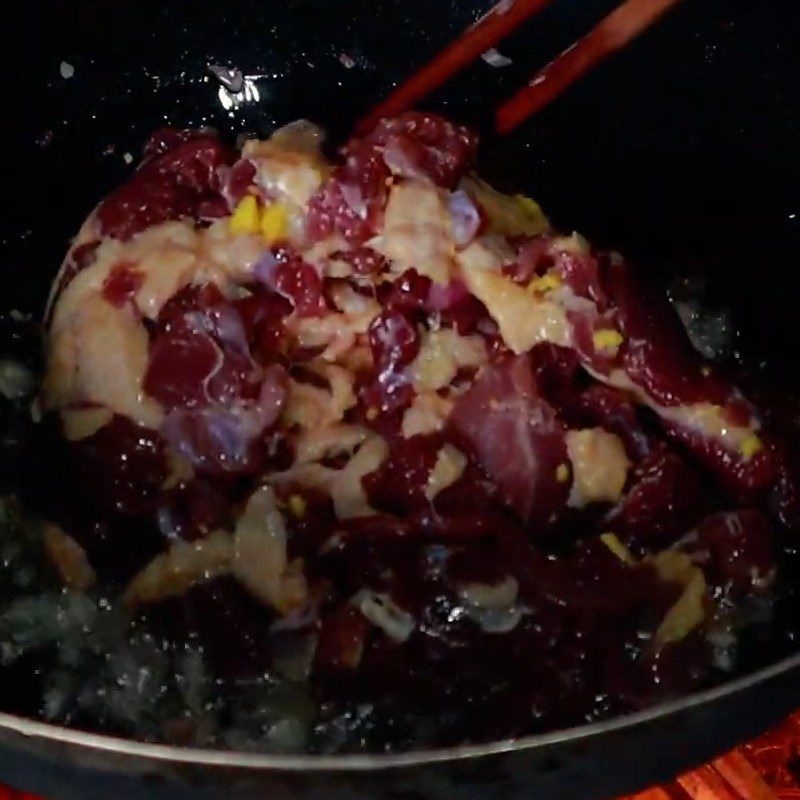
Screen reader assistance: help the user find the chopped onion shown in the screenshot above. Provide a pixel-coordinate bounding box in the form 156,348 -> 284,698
448,190 -> 482,248
353,590 -> 415,642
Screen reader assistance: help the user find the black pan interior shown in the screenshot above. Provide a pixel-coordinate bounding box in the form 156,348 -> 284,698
0,0 -> 799,731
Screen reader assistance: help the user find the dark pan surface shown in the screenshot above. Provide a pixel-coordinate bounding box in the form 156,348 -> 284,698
0,652 -> 799,800
0,1 -> 799,797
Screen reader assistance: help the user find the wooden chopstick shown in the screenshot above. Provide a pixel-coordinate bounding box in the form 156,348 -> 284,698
495,0 -> 685,133
355,0 -> 556,135
356,0 -> 686,138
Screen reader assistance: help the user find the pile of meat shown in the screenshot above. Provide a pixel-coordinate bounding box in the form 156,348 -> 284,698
35,112 -> 800,748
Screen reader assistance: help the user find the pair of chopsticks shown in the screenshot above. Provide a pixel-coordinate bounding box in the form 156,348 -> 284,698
356,0 -> 685,136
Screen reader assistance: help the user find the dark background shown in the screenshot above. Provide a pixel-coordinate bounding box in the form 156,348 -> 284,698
0,0 -> 798,368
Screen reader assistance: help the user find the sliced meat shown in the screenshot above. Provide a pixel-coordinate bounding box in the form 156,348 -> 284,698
96,132 -> 233,240
449,356 -> 569,523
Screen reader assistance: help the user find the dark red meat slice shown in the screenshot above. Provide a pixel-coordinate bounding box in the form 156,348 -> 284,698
508,236 -> 551,284
554,246 -> 608,307
660,417 -> 774,494
315,605 -> 371,673
156,282 -> 227,322
567,305 -> 621,376
449,355 -> 569,523
306,147 -> 389,244
685,510 -> 774,593
142,127 -> 218,160
145,305 -> 258,409
272,255 -> 328,318
307,112 -> 478,245
68,414 -> 167,516
352,111 -> 478,188
378,269 -> 489,334
596,260 -> 775,492
254,250 -> 328,318
378,269 -> 432,320
604,261 -> 732,408
368,309 -> 420,372
426,278 -> 489,334
770,441 -> 800,531
144,283 -> 287,474
282,488 -> 336,561
333,246 -> 388,276
96,131 -> 233,240
159,363 -> 287,476
608,448 -> 708,550
360,309 -> 420,416
160,408 -> 259,475
158,477 -> 234,541
573,384 -> 654,460
218,158 -> 257,210
364,434 -> 443,514
427,459 -> 498,521
233,286 -> 292,362
527,343 -> 581,403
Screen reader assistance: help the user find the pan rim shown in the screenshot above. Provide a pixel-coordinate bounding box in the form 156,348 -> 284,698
0,649 -> 798,771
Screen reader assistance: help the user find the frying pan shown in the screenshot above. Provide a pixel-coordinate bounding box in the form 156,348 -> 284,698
1,0 -> 799,798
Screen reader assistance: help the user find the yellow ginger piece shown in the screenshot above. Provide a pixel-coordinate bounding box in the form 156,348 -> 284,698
229,195 -> 260,236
